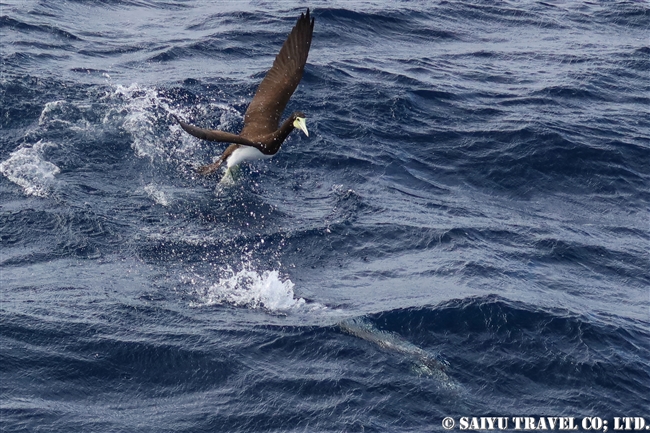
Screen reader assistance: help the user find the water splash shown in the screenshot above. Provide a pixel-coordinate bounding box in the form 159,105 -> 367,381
217,165 -> 240,186
106,83 -> 242,168
108,83 -> 179,161
38,100 -> 92,131
0,140 -> 60,197
144,183 -> 170,206
192,266 -> 323,313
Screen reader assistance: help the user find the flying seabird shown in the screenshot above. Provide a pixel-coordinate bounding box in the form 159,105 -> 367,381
175,9 -> 314,177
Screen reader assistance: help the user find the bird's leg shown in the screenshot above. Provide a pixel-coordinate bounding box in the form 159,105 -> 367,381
197,160 -> 223,176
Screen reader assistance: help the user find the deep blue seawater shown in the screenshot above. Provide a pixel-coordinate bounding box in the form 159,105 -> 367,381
1,0 -> 649,431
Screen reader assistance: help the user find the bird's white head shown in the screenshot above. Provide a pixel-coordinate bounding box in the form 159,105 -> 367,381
293,116 -> 309,137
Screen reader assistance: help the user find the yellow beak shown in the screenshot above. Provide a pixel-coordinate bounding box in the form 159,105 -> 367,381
293,117 -> 309,137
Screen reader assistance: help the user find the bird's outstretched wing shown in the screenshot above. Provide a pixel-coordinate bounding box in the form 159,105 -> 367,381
174,115 -> 258,147
242,9 -> 314,137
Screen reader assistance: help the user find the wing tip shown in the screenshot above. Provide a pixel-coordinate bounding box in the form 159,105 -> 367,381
300,8 -> 314,28
172,115 -> 196,136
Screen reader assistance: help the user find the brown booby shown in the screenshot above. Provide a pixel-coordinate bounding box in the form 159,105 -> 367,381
175,9 -> 314,177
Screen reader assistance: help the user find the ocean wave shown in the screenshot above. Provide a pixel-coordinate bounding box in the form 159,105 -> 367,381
368,295 -> 650,412
0,140 -> 60,197
0,15 -> 81,41
1,1 -> 649,429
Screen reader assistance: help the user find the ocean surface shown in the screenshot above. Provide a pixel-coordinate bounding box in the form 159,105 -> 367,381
1,1 -> 649,431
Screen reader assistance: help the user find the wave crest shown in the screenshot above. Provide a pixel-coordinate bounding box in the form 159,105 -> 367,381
0,140 -> 60,197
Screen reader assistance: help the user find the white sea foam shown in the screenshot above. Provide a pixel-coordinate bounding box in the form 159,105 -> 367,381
0,140 -> 60,197
36,99 -> 93,133
144,183 -> 170,206
38,100 -> 67,126
192,267 -> 323,313
2,96 -> 99,197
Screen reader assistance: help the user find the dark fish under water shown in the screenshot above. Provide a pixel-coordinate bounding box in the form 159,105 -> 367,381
339,317 -> 451,378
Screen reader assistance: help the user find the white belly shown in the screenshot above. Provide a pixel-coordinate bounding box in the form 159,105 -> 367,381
227,146 -> 273,168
